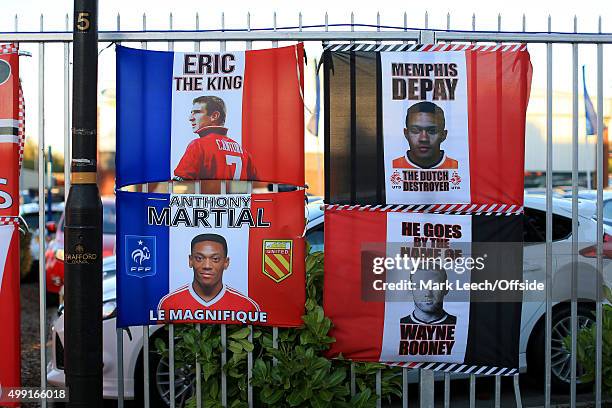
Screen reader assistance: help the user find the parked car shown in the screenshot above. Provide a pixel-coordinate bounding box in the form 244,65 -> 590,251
20,201 -> 64,280
47,196 -> 611,405
45,196 -> 117,294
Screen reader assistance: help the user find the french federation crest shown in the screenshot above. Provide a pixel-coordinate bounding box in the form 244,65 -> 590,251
262,240 -> 293,283
125,235 -> 156,278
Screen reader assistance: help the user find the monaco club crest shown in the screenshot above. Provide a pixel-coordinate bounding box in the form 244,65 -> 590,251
262,240 -> 293,283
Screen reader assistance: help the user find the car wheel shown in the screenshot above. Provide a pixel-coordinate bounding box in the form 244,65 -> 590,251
528,304 -> 595,391
135,334 -> 196,408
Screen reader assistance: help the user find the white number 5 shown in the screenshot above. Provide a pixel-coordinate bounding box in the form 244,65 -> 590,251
225,155 -> 242,180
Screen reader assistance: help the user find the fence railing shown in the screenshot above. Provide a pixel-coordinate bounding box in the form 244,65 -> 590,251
1,11 -> 609,408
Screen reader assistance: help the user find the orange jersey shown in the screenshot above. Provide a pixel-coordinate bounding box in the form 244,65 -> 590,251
392,152 -> 458,170
158,283 -> 260,324
173,127 -> 258,181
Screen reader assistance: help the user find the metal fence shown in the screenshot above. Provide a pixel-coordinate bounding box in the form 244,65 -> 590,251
0,10 -> 610,408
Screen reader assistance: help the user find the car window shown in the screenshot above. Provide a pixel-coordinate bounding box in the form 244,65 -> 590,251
103,204 -> 116,234
22,211 -> 62,231
306,224 -> 324,253
523,208 -> 572,243
603,200 -> 612,221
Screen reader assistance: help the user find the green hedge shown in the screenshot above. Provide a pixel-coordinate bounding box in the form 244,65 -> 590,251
156,250 -> 403,407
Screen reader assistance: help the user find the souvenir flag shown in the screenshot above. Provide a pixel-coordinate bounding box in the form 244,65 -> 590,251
323,205 -> 523,374
116,44 -> 305,188
116,189 -> 305,328
324,44 -> 532,206
0,43 -> 22,400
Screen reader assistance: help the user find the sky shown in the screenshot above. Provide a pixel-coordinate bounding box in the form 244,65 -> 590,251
1,0 -> 611,151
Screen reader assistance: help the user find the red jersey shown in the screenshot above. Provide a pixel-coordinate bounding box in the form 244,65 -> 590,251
173,127 -> 258,181
392,151 -> 458,170
158,283 -> 260,324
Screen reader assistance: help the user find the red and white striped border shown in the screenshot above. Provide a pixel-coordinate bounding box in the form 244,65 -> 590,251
324,43 -> 527,53
0,43 -> 18,55
18,81 -> 25,172
385,361 -> 518,377
324,203 -> 523,216
0,217 -> 20,227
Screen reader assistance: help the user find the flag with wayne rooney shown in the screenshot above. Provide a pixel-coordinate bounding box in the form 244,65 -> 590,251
116,44 -> 304,187
324,44 -> 532,206
323,205 -> 524,375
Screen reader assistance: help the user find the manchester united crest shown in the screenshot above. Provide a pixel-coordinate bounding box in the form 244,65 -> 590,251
262,240 -> 293,283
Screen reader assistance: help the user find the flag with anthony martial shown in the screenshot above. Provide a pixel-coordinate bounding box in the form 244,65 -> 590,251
116,44 -> 305,187
0,43 -> 23,402
323,206 -> 524,375
116,189 -> 305,328
324,44 -> 532,206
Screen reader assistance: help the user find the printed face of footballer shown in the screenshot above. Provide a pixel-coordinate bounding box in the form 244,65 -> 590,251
189,241 -> 229,296
189,102 -> 221,134
404,112 -> 448,167
411,268 -> 448,316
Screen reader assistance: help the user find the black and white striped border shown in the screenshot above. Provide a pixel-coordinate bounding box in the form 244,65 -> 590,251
324,203 -> 523,216
324,43 -> 527,53
386,361 -> 518,376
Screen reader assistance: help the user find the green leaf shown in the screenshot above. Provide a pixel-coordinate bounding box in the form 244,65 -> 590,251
230,327 -> 252,340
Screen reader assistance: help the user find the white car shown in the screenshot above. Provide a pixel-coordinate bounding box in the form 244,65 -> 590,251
47,196 -> 611,405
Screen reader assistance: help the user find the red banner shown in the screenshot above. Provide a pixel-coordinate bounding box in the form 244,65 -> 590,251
0,43 -> 21,401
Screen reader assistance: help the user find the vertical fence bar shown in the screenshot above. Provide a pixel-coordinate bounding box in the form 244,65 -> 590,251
350,363 -> 356,396
219,14 -> 228,408
595,16 -> 604,408
168,15 -> 176,406
37,14 -> 48,408
418,22 -> 435,407
270,13 -> 282,367
375,369 -> 382,408
419,369 -> 434,408
192,13 -> 203,408
272,12 -> 278,48
248,325 -> 254,408
403,12 -> 408,44
545,14 -> 553,408
169,324 -> 176,408
141,15 -> 150,408
494,17 -> 502,408
444,372 -> 450,408
141,13 -> 147,50
514,374 -> 523,408
114,12 -> 124,407
402,367 -> 408,408
570,16 -> 579,408
376,12 -> 381,46
246,180 -> 253,408
117,329 -> 124,408
469,373 -> 475,408
246,12 -> 252,51
494,375 -> 501,408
